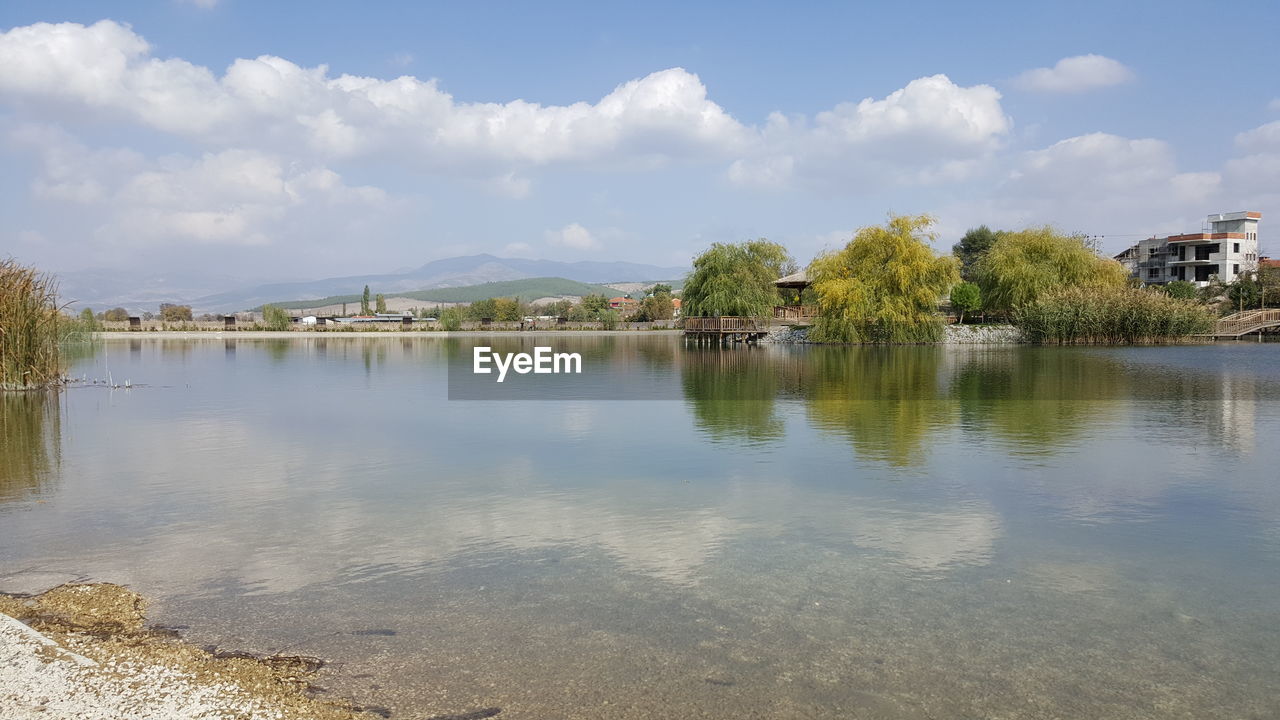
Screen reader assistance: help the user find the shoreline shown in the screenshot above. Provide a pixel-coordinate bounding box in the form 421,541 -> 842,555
95,329 -> 685,340
0,583 -> 369,720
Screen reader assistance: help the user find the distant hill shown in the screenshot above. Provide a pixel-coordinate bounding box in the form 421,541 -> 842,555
191,254 -> 686,312
259,277 -> 630,311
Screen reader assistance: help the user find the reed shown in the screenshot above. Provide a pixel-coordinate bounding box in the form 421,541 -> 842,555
1,259 -> 66,390
1015,286 -> 1213,344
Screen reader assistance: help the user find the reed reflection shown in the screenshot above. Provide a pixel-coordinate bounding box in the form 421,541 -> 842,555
0,392 -> 61,503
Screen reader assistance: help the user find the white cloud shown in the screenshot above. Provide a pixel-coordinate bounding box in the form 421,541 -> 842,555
12,125 -> 388,250
1269,98 -> 1280,112
1234,120 -> 1280,154
938,132 -> 1221,246
729,74 -> 1010,189
0,21 -> 1015,195
179,0 -> 219,7
0,21 -> 748,171
545,223 -> 600,250
1014,54 -> 1135,93
501,242 -> 535,257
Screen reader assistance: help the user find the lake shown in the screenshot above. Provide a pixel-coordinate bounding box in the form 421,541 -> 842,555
2,335 -> 1278,719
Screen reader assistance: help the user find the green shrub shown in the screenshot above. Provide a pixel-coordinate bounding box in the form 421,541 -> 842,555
1162,280 -> 1198,300
1016,286 -> 1214,344
949,282 -> 982,323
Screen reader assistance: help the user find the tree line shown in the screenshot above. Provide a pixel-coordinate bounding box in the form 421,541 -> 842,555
681,214 -> 1229,344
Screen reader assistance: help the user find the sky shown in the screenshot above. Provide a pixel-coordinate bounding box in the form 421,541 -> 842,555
2,0 -> 1278,282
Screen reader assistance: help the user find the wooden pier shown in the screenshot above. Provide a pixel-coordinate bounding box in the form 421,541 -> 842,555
1197,308 -> 1280,339
683,316 -> 768,343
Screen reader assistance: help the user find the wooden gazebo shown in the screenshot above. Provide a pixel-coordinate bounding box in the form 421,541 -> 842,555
773,271 -> 816,323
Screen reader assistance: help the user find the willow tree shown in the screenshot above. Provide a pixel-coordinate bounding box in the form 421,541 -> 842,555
682,239 -> 794,318
809,214 -> 959,344
975,227 -> 1128,312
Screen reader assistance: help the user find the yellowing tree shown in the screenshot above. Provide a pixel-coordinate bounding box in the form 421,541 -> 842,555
975,227 -> 1128,312
809,214 -> 959,344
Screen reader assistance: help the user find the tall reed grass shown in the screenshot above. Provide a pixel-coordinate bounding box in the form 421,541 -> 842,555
1015,286 -> 1213,344
1,259 -> 66,389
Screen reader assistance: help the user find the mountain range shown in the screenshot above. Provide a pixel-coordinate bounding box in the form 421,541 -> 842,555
56,254 -> 688,314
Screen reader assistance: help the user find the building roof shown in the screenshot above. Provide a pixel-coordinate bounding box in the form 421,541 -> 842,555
774,270 -> 809,288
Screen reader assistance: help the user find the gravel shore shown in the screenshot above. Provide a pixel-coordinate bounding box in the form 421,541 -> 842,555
1,584 -> 360,720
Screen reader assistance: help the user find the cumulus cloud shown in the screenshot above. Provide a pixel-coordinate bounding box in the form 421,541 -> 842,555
545,223 -> 600,250
0,21 -> 1020,195
1014,54 -> 1135,93
729,74 -> 1011,189
1224,120 -> 1280,207
0,20 -> 748,172
1269,98 -> 1280,112
938,132 -> 1221,245
11,125 -> 388,250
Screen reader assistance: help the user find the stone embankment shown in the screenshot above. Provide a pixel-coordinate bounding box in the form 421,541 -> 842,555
941,324 -> 1024,344
760,324 -> 1023,345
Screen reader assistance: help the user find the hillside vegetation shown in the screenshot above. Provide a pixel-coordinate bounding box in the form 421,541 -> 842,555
258,277 -> 648,311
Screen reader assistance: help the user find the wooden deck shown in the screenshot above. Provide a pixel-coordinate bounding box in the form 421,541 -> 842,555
1199,308 -> 1280,339
683,316 -> 769,342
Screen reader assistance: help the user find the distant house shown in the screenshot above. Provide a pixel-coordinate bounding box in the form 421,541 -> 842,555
671,298 -> 682,317
609,296 -> 639,311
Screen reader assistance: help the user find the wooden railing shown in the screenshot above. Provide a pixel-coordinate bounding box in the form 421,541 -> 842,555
773,305 -> 819,321
1210,308 -> 1280,336
683,316 -> 767,333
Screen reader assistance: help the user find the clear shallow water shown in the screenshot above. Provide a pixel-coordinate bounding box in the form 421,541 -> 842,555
2,335 -> 1279,719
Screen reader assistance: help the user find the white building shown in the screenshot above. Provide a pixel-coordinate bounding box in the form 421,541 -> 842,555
1117,211 -> 1262,286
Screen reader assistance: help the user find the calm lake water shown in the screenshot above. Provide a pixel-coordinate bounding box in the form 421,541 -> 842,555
3,335 -> 1279,719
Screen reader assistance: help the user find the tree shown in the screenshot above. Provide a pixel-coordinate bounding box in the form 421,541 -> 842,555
375,293 -> 387,314
262,305 -> 292,331
580,294 -> 609,314
102,307 -> 129,322
159,303 -> 193,322
952,226 -> 1003,281
468,298 -> 498,320
809,214 -> 960,344
439,306 -> 464,331
1226,276 -> 1262,313
650,283 -> 673,297
975,227 -> 1128,312
950,282 -> 982,324
493,297 -> 523,321
682,239 -> 794,318
75,308 -> 100,332
361,285 -> 371,315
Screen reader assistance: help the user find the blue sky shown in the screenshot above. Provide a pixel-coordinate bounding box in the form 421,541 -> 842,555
2,0 -> 1278,281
